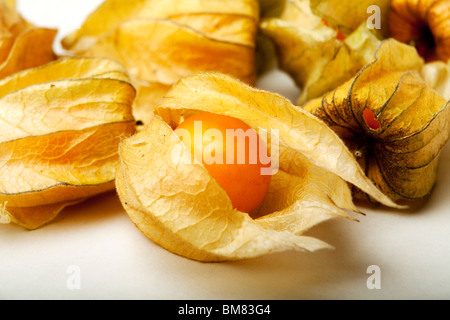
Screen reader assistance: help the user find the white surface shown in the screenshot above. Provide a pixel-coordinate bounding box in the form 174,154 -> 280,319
1,0 -> 449,300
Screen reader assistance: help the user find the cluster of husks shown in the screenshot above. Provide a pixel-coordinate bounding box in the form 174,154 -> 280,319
61,0 -> 260,126
0,1 -> 136,229
0,0 -> 449,262
261,0 -> 450,203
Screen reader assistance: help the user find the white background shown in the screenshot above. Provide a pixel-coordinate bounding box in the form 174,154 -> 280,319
1,0 -> 449,300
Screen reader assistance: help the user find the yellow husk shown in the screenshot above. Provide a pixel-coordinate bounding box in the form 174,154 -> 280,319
0,0 -> 56,79
0,57 -> 136,229
259,0 -> 450,103
116,71 -> 404,262
61,0 -> 260,126
260,0 -> 384,104
303,39 -> 450,202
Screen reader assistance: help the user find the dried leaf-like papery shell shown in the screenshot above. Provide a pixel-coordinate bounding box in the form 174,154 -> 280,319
303,39 -> 450,203
309,0 -> 391,35
0,57 -> 136,229
116,71 -> 403,262
61,0 -> 259,126
388,0 -> 450,62
421,60 -> 450,100
260,0 -> 385,104
0,0 -> 56,79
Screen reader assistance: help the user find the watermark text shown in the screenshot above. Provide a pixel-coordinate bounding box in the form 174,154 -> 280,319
172,122 -> 279,176
367,5 -> 382,30
366,265 -> 382,290
66,265 -> 81,290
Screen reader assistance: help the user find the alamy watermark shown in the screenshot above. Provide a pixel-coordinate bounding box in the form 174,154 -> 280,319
367,5 -> 382,30
171,121 -> 280,177
366,265 -> 382,290
66,265 -> 81,290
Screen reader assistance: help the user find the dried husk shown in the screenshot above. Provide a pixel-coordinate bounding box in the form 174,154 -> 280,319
303,39 -> 450,203
61,0 -> 259,126
260,0 -> 450,104
116,71 -> 403,262
260,0 -> 384,104
421,60 -> 450,100
309,0 -> 391,35
0,0 -> 56,79
3,0 -> 13,8
388,0 -> 450,62
0,57 -> 136,229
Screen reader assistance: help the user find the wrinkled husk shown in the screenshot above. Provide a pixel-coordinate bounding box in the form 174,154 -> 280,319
0,57 -> 136,229
61,0 -> 259,126
116,71 -> 403,262
0,0 -> 56,79
260,0 -> 450,104
260,0 -> 385,104
303,39 -> 450,203
421,60 -> 450,100
388,0 -> 450,63
309,0 -> 391,35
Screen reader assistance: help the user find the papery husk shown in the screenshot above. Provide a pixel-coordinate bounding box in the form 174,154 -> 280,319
310,0 -> 391,35
303,39 -> 450,203
388,0 -> 450,63
61,0 -> 259,126
0,0 -> 56,79
260,0 -> 450,105
4,0 -> 14,9
0,57 -> 136,229
116,71 -> 403,262
260,0 -> 383,104
421,60 -> 450,100
61,0 -> 259,49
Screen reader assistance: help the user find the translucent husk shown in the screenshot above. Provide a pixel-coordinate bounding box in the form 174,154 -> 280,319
0,57 -> 136,229
259,0 -> 386,104
61,0 -> 260,126
259,0 -> 450,104
116,71 -> 404,262
0,0 -> 56,79
303,39 -> 450,202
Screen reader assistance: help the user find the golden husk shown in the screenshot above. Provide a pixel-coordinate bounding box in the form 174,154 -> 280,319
303,39 -> 450,203
0,0 -> 56,79
0,57 -> 136,229
61,0 -> 260,126
115,71 -> 405,262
